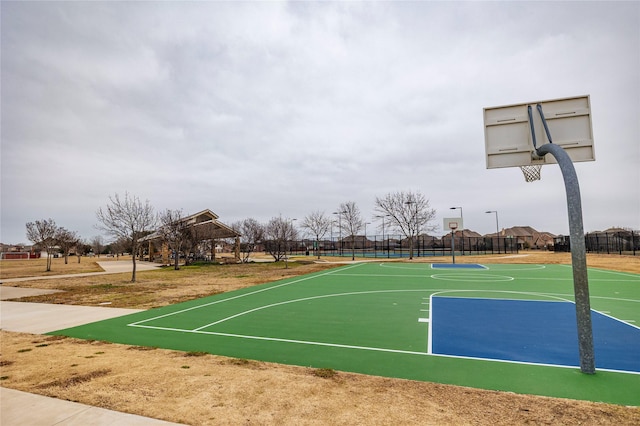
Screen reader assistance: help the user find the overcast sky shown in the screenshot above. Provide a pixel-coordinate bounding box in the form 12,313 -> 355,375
2,1 -> 638,245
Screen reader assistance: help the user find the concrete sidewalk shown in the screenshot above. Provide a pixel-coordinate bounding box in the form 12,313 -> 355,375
0,301 -> 143,333
1,388 -> 184,425
0,260 -> 185,425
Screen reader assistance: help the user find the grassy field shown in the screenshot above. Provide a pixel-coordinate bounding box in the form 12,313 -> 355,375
0,256 -> 106,279
2,252 -> 639,425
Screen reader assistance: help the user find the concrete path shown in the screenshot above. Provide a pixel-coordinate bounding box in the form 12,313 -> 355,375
0,286 -> 63,301
0,301 -> 143,334
1,388 -> 184,425
0,260 -> 185,425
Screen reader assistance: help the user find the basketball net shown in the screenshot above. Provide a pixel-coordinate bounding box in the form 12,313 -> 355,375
520,164 -> 542,182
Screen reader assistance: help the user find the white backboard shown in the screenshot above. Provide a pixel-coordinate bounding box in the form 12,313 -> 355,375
443,217 -> 462,231
484,95 -> 595,169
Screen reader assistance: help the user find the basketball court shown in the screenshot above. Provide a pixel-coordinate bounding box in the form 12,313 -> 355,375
43,95 -> 640,406
50,262 -> 640,406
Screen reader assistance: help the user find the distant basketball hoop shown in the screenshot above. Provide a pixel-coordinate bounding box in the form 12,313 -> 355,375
443,217 -> 461,232
443,218 -> 463,264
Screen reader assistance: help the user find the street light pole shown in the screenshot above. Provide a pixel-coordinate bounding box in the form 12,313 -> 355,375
333,211 -> 346,256
374,214 -> 390,259
485,210 -> 499,252
364,222 -> 370,257
284,218 -> 297,269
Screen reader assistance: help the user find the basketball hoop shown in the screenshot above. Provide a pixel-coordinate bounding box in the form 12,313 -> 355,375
520,164 -> 542,182
443,217 -> 462,236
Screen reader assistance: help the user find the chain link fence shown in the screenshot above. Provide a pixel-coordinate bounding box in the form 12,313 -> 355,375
554,230 -> 638,255
287,234 -> 519,258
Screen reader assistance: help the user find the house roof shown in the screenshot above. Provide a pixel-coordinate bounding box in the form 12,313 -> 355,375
452,229 -> 482,237
141,209 -> 239,242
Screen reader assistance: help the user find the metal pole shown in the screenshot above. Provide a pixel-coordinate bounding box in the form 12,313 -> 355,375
451,230 -> 456,264
536,142 -> 595,374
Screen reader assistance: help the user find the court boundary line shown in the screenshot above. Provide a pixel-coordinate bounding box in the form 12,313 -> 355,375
558,264 -> 640,279
191,289 -> 431,331
129,323 -> 429,356
430,263 -> 489,270
123,263 -> 640,375
128,262 -> 365,327
129,318 -> 640,375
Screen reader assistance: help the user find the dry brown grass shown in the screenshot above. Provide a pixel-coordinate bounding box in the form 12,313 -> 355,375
6,260 -> 337,308
0,256 -> 107,279
1,252 -> 639,425
2,331 -> 638,425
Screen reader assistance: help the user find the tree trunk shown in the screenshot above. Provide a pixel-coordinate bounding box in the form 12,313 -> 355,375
131,243 -> 137,283
351,237 -> 356,261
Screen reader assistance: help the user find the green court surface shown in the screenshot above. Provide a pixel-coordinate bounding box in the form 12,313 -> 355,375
50,263 -> 640,406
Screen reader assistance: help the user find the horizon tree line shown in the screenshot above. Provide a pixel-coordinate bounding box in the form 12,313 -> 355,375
24,189 -> 437,278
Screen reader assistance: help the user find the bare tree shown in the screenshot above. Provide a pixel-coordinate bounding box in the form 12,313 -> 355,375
75,239 -> 89,263
56,228 -> 80,265
26,218 -> 58,271
301,211 -> 331,259
96,193 -> 156,282
158,209 -> 188,270
264,216 -> 298,264
182,227 -> 198,266
90,235 -> 105,257
232,218 -> 264,263
186,223 -> 214,263
110,236 -> 131,257
337,201 -> 364,261
374,190 -> 437,259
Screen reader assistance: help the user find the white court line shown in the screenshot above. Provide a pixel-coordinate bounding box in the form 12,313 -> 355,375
128,263 -> 365,327
559,264 -> 640,279
540,293 -> 640,304
427,293 -> 434,354
331,273 -> 431,278
430,274 -> 514,282
125,263 -> 639,373
426,351 -> 640,375
191,289 -> 430,331
127,295 -> 640,376
430,264 -> 489,270
482,264 -> 546,271
129,321 -> 640,376
517,277 -> 639,282
129,323 -> 428,356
